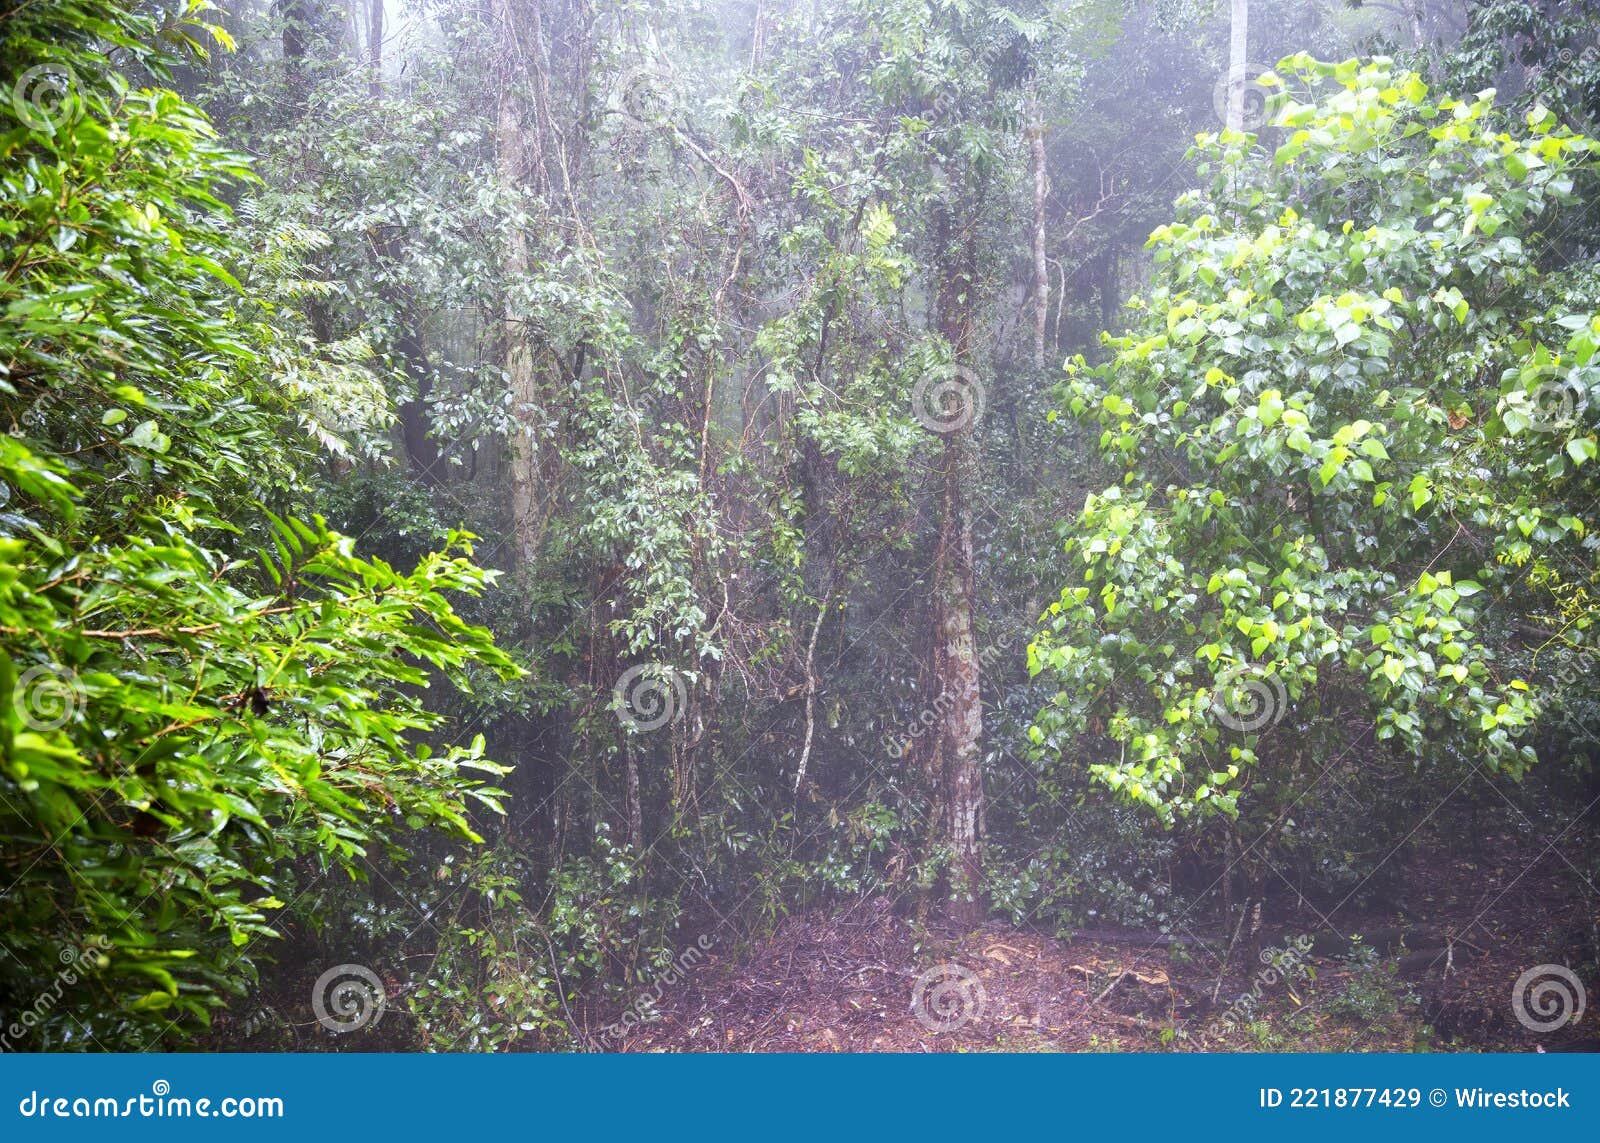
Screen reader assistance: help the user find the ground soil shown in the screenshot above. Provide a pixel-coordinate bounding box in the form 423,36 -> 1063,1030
598,828 -> 1600,1053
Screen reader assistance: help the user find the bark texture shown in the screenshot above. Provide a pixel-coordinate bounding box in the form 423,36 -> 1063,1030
935,438 -> 984,925
1226,0 -> 1250,132
367,0 -> 384,96
495,0 -> 550,568
1029,94 -> 1049,369
930,200 -> 986,928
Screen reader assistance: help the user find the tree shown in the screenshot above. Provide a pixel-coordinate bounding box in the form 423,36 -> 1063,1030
901,1 -> 1060,925
1225,0 -> 1249,131
1436,0 -> 1600,134
0,0 -> 518,1047
494,0 -> 549,569
1030,57 -> 1596,890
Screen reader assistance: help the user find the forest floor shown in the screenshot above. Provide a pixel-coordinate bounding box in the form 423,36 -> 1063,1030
604,826 -> 1600,1053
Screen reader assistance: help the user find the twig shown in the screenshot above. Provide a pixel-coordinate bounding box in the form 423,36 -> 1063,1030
1093,968 -> 1129,1007
792,590 -> 831,792
1210,903 -> 1250,1006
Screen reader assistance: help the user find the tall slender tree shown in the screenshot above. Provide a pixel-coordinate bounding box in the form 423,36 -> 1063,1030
1226,0 -> 1249,131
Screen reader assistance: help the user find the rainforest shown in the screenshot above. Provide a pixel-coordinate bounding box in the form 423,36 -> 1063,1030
1,0 -> 1597,1055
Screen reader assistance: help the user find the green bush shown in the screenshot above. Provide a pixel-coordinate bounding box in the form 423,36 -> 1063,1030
0,0 -> 518,1047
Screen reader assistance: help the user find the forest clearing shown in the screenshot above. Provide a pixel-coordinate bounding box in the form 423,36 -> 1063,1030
1,0 -> 1598,1060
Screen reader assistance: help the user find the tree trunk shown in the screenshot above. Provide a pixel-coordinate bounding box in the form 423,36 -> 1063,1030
500,97 -> 544,567
625,745 -> 644,854
1226,0 -> 1249,132
367,0 -> 384,97
1099,249 -> 1118,331
495,0 -> 546,568
277,0 -> 325,114
931,202 -> 986,928
1400,0 -> 1424,48
935,438 -> 984,925
394,322 -> 442,479
1028,93 -> 1048,370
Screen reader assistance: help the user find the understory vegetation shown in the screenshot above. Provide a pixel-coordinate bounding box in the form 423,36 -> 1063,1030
1,0 -> 1596,1052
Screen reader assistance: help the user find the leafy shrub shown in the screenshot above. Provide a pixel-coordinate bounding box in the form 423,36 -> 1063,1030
1031,57 -> 1598,878
0,0 -> 517,1047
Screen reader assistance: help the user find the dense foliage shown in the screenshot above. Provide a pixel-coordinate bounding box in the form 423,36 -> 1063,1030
0,0 -> 1595,1051
1032,57 -> 1597,834
0,0 -> 516,1046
